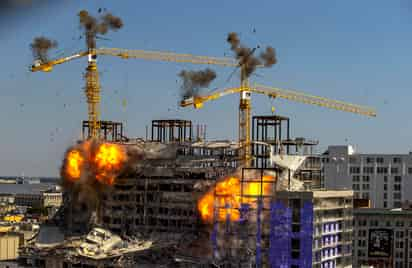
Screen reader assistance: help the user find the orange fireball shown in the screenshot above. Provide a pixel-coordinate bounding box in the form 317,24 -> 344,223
198,175 -> 275,223
66,150 -> 84,181
93,143 -> 126,185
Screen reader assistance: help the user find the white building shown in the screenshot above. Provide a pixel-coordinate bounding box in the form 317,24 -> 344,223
354,208 -> 412,268
322,145 -> 412,208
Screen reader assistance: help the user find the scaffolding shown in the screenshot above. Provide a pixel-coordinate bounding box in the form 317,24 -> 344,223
82,120 -> 125,141
251,115 -> 291,168
151,119 -> 193,143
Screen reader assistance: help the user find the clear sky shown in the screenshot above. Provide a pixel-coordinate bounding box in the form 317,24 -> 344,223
1,0 -> 412,177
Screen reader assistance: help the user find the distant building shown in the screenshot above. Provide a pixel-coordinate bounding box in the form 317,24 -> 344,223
322,145 -> 412,208
353,208 -> 412,267
0,184 -> 61,209
42,191 -> 62,208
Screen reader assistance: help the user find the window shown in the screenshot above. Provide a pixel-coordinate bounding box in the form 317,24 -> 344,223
393,157 -> 402,164
358,250 -> 366,257
384,184 -> 388,191
395,262 -> 403,268
396,221 -> 404,227
377,157 -> 384,164
384,193 -> 387,199
384,201 -> 387,208
366,157 -> 375,164
362,192 -> 370,199
394,192 -> 402,199
352,175 -> 360,182
362,184 -> 370,190
384,176 -> 388,183
396,251 -> 404,258
395,241 -> 404,249
394,201 -> 402,208
408,167 -> 412,174
363,166 -> 374,174
394,184 -> 401,191
362,175 -> 370,182
377,167 -> 388,174
396,231 -> 404,239
370,220 -> 379,226
353,184 -> 360,190
391,167 -> 399,174
349,157 -> 357,164
350,166 -> 361,174
395,176 -> 402,182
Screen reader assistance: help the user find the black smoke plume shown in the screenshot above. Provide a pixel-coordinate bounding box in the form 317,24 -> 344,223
179,68 -> 217,99
30,36 -> 58,62
226,32 -> 277,78
78,9 -> 123,49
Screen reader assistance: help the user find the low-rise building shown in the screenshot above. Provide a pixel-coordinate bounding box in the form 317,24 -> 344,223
353,208 -> 412,267
0,231 -> 23,262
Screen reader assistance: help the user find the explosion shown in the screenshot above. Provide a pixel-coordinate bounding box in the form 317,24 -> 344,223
62,140 -> 126,186
198,175 -> 275,223
66,150 -> 84,181
94,143 -> 126,185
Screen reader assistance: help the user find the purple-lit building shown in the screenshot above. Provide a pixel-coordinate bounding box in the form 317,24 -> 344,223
211,188 -> 353,267
275,190 -> 354,268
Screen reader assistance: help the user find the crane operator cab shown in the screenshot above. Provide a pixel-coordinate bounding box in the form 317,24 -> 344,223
32,59 -> 42,68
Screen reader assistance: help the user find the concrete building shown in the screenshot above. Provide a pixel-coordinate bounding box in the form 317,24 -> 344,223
353,208 -> 412,268
322,145 -> 412,208
263,190 -> 353,267
0,232 -> 23,262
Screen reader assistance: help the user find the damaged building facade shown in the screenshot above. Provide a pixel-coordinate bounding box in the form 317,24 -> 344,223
19,117 -> 354,267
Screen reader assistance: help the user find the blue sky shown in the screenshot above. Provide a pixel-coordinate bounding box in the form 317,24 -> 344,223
1,0 -> 412,176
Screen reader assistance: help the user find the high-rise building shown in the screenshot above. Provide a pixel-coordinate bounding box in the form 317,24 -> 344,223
322,145 -> 412,208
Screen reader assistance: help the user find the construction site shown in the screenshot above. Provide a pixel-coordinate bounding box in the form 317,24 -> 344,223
18,9 -> 376,268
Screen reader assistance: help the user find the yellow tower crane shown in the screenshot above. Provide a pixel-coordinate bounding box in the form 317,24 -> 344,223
30,47 -> 238,138
180,84 -> 377,165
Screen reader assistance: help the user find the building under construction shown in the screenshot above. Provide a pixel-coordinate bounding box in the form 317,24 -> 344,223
18,116 -> 354,268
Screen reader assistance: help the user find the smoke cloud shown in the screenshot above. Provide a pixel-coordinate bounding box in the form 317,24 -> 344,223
30,36 -> 58,62
260,46 -> 277,67
226,32 -> 277,78
179,68 -> 217,99
78,9 -> 123,49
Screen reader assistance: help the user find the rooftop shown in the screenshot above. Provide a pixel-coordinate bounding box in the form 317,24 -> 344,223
0,184 -> 56,195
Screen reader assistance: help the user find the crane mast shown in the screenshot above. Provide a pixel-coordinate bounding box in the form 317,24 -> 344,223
84,48 -> 101,138
239,65 -> 252,166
